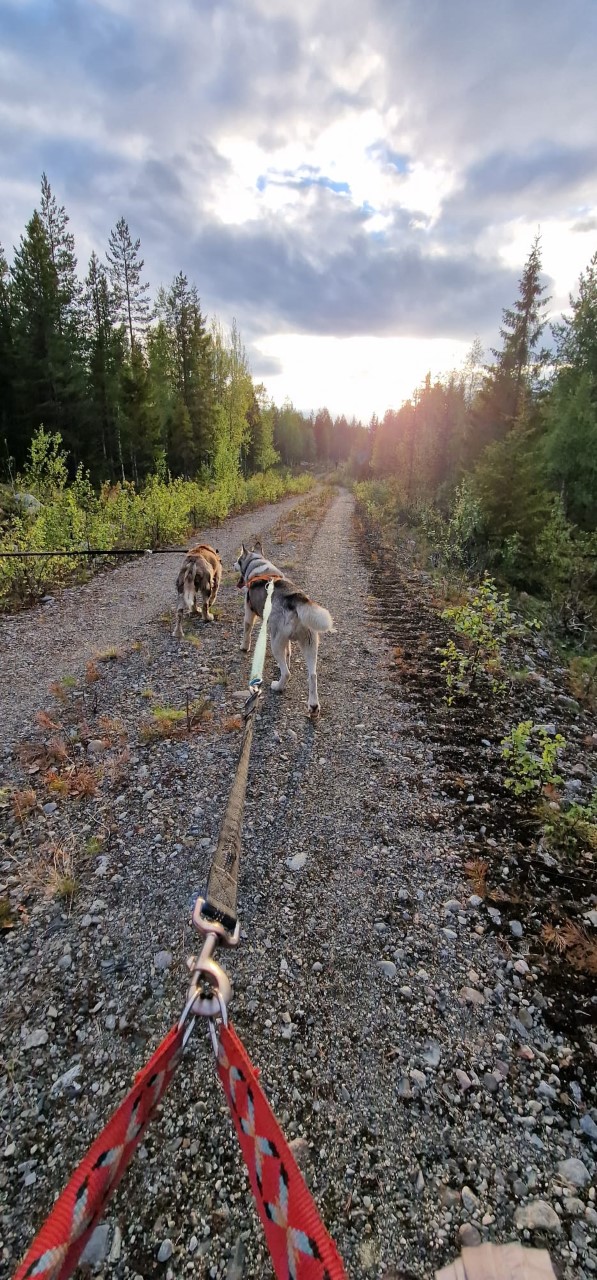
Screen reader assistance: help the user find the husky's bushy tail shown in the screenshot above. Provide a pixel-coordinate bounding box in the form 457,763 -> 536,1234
296,600 -> 335,633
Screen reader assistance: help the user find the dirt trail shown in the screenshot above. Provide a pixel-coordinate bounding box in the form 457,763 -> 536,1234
0,488 -> 316,749
1,491 -> 595,1280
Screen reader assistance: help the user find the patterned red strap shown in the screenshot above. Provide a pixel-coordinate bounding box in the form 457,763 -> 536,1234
12,1024 -> 184,1280
217,1023 -> 347,1280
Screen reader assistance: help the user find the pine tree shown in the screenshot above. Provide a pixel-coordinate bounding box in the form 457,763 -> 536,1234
552,250 -> 597,379
119,345 -> 160,483
0,243 -> 15,476
39,173 -> 81,329
544,374 -> 597,529
473,236 -> 550,453
10,211 -> 63,451
243,384 -> 279,474
83,252 -> 125,478
544,250 -> 597,529
314,408 -> 333,460
106,217 -> 151,351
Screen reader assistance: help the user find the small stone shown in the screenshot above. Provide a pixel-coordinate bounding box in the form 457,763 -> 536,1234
584,909 -> 597,928
483,1073 -> 499,1094
287,851 -> 307,871
312,962 -> 323,973
571,1221 -> 588,1250
580,1113 -> 597,1143
109,1226 -> 122,1264
188,1236 -> 199,1253
57,953 -> 73,969
410,1069 -> 427,1089
397,1076 -> 413,1099
558,1157 -> 591,1188
564,1198 -> 586,1218
469,895 -> 483,908
81,1224 -> 111,1266
23,1171 -> 37,1186
157,1239 -> 174,1263
421,1040 -> 441,1068
461,1185 -> 480,1213
509,919 -> 523,938
440,1186 -> 461,1209
455,1069 -> 473,1091
459,986 -> 485,1006
105,1014 -> 117,1030
459,1224 -> 481,1246
444,899 -> 462,914
514,959 -> 529,975
154,950 -> 173,971
442,928 -> 458,940
514,1200 -> 562,1232
87,739 -> 105,756
288,1136 -> 310,1170
22,1028 -> 48,1050
42,801 -> 57,816
377,960 -> 396,979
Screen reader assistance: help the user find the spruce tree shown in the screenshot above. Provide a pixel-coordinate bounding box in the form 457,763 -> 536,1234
10,211 -> 63,452
83,252 -> 125,478
106,217 -> 151,351
39,173 -> 81,329
473,236 -> 550,452
0,243 -> 15,475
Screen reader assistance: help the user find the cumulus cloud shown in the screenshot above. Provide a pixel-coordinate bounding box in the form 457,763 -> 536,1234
1,0 -> 595,381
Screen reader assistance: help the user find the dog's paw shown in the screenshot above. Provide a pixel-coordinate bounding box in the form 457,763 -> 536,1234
271,679 -> 284,692
205,613 -> 215,622
240,644 -> 250,653
307,703 -> 321,719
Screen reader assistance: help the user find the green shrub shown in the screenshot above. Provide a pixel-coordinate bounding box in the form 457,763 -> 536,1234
439,574 -> 521,701
501,720 -> 566,796
0,430 -> 313,607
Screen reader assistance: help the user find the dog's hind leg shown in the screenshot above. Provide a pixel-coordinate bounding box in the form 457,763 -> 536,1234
173,586 -> 186,639
208,573 -> 221,616
241,595 -> 258,652
271,630 -> 291,692
299,631 -> 321,714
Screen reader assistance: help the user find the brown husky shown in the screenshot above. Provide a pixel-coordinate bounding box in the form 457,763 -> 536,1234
173,544 -> 222,639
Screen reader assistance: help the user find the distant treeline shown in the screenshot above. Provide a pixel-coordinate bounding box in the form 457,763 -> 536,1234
0,174 -> 367,487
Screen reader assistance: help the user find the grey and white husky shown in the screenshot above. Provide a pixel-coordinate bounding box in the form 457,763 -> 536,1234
234,544 -> 334,715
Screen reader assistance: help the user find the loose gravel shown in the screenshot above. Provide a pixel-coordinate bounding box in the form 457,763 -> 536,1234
0,489 -> 317,750
1,490 -> 596,1280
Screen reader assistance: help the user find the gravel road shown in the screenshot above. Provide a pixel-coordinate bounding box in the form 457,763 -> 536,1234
1,490 -> 595,1280
0,488 -> 316,750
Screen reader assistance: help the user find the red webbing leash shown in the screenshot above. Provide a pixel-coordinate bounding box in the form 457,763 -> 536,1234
13,1024 -> 184,1280
218,1024 -> 346,1280
12,1022 -> 346,1280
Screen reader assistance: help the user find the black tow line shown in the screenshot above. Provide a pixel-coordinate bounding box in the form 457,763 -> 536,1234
0,547 -> 189,558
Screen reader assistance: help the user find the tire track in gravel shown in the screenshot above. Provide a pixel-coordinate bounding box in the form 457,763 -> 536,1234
0,488 -> 318,749
2,491 -> 594,1280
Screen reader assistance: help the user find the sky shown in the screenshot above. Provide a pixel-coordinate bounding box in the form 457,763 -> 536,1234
1,0 -> 597,420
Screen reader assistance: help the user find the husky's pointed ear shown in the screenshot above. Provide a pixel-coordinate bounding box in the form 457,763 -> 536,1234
241,542 -> 247,554
254,538 -> 263,553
